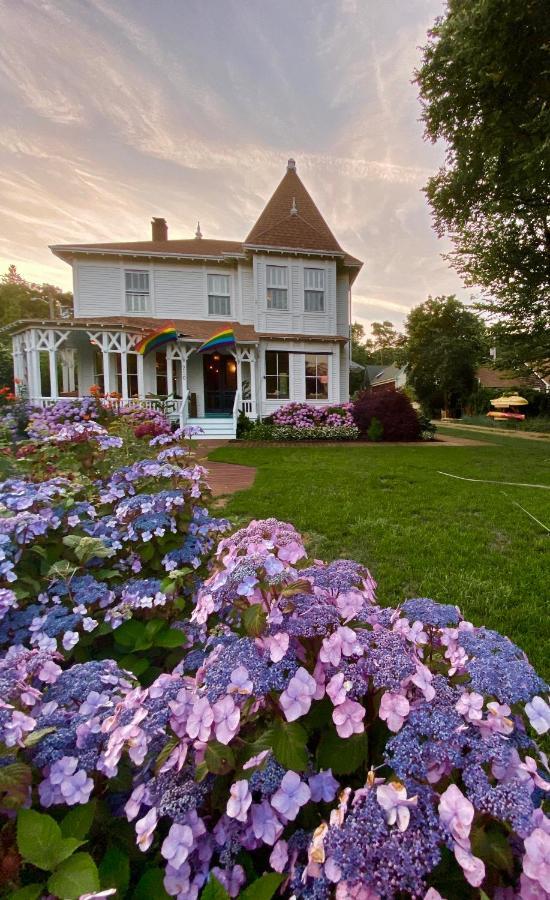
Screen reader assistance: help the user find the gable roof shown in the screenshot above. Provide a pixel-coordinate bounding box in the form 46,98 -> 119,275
50,159 -> 363,275
366,364 -> 405,386
245,160 -> 344,254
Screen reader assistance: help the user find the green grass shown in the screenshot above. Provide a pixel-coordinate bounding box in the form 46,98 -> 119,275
209,429 -> 550,678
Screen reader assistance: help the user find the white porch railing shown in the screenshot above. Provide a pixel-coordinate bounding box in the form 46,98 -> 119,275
240,398 -> 254,416
30,396 -> 185,421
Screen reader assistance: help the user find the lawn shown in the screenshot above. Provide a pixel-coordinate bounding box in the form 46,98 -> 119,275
209,429 -> 550,679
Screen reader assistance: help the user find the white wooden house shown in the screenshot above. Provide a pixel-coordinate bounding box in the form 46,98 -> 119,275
8,159 -> 362,437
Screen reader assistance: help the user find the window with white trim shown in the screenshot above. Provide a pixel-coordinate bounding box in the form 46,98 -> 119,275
208,274 -> 231,316
304,268 -> 325,312
266,265 -> 288,310
125,271 -> 150,313
305,354 -> 329,400
265,351 -> 290,399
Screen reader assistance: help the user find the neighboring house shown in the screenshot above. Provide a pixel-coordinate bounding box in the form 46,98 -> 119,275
475,366 -> 549,393
365,364 -> 406,392
7,159 -> 362,437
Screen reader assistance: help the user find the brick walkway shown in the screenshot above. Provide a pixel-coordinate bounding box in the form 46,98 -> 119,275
194,440 -> 256,498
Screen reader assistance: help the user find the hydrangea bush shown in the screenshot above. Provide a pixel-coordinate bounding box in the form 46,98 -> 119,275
243,403 -> 359,442
1,501 -> 549,897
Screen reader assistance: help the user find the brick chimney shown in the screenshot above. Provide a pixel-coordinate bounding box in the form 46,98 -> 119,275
151,217 -> 168,241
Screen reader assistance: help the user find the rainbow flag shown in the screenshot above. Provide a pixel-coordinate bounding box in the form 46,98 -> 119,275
197,328 -> 236,354
135,324 -> 178,355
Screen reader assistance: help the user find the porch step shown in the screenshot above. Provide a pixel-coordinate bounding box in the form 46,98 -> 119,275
187,417 -> 236,439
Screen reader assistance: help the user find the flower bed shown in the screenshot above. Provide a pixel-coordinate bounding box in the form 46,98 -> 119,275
0,421 -> 549,900
241,403 -> 359,441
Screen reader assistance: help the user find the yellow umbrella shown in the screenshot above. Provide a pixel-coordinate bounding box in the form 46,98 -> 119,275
490,394 -> 529,408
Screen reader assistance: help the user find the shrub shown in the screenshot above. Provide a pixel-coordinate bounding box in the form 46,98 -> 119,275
366,416 -> 384,441
353,389 -> 422,441
242,422 -> 359,441
1,515 -> 548,898
272,402 -> 355,428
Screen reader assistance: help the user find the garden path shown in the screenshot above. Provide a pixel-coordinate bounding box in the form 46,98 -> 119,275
193,440 -> 257,499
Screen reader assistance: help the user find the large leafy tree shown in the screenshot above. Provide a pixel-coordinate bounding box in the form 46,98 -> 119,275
403,295 -> 487,415
415,0 -> 550,374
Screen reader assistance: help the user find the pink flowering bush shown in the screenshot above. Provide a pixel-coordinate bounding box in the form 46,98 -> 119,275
272,403 -> 356,429
244,403 -> 359,441
2,504 -> 549,897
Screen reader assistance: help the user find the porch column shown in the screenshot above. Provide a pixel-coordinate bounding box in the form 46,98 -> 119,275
235,350 -> 243,398
137,353 -> 145,399
166,345 -> 174,396
249,351 -> 257,418
61,349 -> 76,393
102,338 -> 111,395
48,349 -> 58,399
26,332 -> 41,399
119,334 -> 128,401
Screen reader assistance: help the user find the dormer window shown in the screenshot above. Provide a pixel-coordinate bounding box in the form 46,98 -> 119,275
208,274 -> 231,316
125,270 -> 150,313
266,265 -> 288,310
304,268 -> 325,312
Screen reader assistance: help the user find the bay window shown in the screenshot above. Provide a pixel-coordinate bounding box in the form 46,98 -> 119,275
265,351 -> 290,399
305,354 -> 329,400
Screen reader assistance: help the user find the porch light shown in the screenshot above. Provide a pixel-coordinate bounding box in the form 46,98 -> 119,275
228,361 -> 236,373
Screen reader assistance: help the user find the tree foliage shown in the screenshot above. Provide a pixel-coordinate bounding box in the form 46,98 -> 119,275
0,265 -> 72,329
415,0 -> 550,373
403,295 -> 487,415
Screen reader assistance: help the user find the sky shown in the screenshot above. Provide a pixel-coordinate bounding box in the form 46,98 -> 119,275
0,0 -> 469,335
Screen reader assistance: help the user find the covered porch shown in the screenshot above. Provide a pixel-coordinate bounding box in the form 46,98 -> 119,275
10,320 -> 259,436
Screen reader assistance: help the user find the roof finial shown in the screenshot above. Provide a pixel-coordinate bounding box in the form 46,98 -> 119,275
290,196 -> 298,216
195,221 -> 203,240
287,158 -> 296,172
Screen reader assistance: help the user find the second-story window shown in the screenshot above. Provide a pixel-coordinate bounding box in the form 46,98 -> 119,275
125,270 -> 150,313
304,268 -> 325,312
266,265 -> 288,310
208,274 -> 231,316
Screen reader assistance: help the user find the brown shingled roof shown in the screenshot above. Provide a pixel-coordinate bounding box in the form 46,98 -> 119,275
52,239 -> 245,260
245,162 -> 344,254
3,316 -> 348,345
50,160 -> 363,273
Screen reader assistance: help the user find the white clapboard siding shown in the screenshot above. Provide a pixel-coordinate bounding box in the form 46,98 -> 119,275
336,273 -> 349,337
75,263 -> 123,317
153,267 -> 208,319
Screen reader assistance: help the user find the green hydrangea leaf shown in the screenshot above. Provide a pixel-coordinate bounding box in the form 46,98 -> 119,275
271,720 -> 308,771
238,873 -> 284,900
47,852 -> 100,900
60,799 -> 97,840
99,845 -> 130,896
200,874 -> 230,899
316,727 -> 368,775
17,808 -> 63,870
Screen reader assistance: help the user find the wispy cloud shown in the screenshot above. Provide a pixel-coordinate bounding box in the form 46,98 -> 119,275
0,0 -> 467,332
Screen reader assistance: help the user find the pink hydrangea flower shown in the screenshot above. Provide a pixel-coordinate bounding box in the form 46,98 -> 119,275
186,697 -> 214,742
212,695 -> 240,744
438,784 -> 474,845
226,780 -> 252,822
376,781 -> 418,832
251,800 -> 283,845
270,839 -> 288,872
136,807 -> 158,852
523,827 -> 550,893
161,823 -> 194,869
453,844 -> 485,888
525,696 -> 550,735
455,691 -> 484,721
271,771 -> 311,821
268,632 -> 290,662
279,667 -> 317,722
332,699 -> 365,738
379,692 -> 410,733
229,665 -> 253,695
326,672 -> 348,706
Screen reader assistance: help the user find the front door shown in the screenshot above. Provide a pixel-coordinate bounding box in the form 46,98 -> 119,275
203,353 -> 237,415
